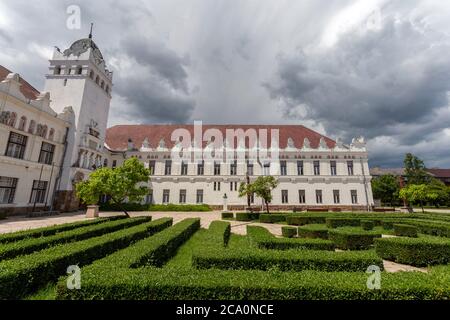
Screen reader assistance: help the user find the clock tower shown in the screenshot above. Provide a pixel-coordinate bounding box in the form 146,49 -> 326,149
44,31 -> 113,211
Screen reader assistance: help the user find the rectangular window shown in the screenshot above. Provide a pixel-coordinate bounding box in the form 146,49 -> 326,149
162,189 -> 170,204
280,161 -> 287,176
330,161 -> 337,176
247,161 -> 254,176
230,181 -> 238,191
333,190 -> 340,204
5,132 -> 27,160
314,161 -> 320,175
179,189 -> 187,204
297,161 -> 304,176
196,189 -> 204,204
214,161 -> 221,175
112,160 -> 117,168
145,190 -> 153,204
181,161 -> 188,175
164,160 -> 172,175
281,190 -> 289,204
347,161 -> 354,176
0,176 -> 18,204
29,180 -> 48,204
197,160 -> 204,175
315,190 -> 323,204
38,142 -> 55,165
298,190 -> 306,204
351,190 -> 358,204
214,181 -> 221,191
230,160 -> 237,175
148,161 -> 156,175
263,162 -> 270,175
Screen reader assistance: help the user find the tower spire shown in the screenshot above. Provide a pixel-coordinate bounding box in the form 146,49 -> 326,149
88,23 -> 93,39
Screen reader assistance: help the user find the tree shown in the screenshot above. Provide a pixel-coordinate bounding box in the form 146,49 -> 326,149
247,176 -> 279,214
404,153 -> 428,185
427,178 -> 450,207
371,174 -> 400,206
76,158 -> 150,217
239,177 -> 254,209
399,184 -> 439,213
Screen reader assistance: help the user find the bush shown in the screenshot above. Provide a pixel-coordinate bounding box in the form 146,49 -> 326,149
208,221 -> 231,247
281,226 -> 297,238
328,227 -> 382,250
221,212 -> 234,220
0,218 -> 173,299
192,246 -> 383,272
404,220 -> 450,238
0,217 -> 152,261
361,220 -> 375,231
298,224 -> 329,239
375,236 -> 450,267
393,224 -> 418,238
236,212 -> 259,221
326,218 -> 361,229
259,214 -> 289,224
287,215 -> 327,226
0,212 -> 6,220
247,226 -> 334,251
0,216 -> 125,244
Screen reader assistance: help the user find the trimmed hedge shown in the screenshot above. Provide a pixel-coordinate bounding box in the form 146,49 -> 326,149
221,212 -> 234,220
361,220 -> 374,231
236,212 -> 259,221
0,216 -> 125,244
208,221 -> 231,247
259,214 -> 289,224
393,224 -> 418,238
326,218 -> 361,229
287,215 -> 327,226
247,226 -> 334,251
328,227 -> 382,250
0,217 -> 151,261
192,247 -> 383,272
0,218 -> 173,299
403,220 -> 450,238
298,224 -> 329,239
375,236 -> 450,267
281,226 -> 297,238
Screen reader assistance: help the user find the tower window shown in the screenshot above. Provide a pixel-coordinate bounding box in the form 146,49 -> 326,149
100,80 -> 105,89
76,66 -> 83,75
63,79 -> 67,86
95,76 -> 100,85
105,85 -> 110,94
54,66 -> 61,75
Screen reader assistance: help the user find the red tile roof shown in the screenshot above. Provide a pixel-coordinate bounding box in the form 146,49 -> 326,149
0,65 -> 40,100
426,169 -> 450,178
105,124 -> 336,151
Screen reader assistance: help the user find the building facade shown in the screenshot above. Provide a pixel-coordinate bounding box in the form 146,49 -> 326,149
0,34 -> 375,216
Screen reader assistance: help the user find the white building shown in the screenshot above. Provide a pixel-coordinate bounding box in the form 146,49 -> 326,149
0,34 -> 374,216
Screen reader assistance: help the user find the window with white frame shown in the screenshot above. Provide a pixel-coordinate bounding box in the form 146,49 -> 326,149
0,176 -> 18,204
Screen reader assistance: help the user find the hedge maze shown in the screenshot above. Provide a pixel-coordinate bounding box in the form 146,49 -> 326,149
3,211 -> 450,299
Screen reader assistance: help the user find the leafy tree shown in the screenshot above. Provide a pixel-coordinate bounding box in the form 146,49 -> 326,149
76,158 -> 150,217
246,176 -> 279,214
371,174 -> 400,206
404,153 -> 428,185
239,179 -> 254,208
427,178 -> 450,207
399,184 -> 440,213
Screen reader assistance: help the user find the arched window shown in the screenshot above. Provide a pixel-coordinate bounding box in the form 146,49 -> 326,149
76,66 -> 83,75
36,124 -> 43,136
48,128 -> 55,141
95,76 -> 100,84
0,111 -> 10,125
18,116 -> 27,131
28,120 -> 36,134
89,70 -> 94,79
100,80 -> 104,89
103,158 -> 108,167
54,66 -> 61,75
105,85 -> 110,94
8,112 -> 17,127
41,125 -> 48,139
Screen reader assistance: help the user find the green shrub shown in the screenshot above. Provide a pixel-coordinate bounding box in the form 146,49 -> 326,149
0,216 -> 125,244
298,224 -> 329,239
361,220 -> 375,231
287,215 -> 327,226
375,236 -> 450,267
209,221 -> 231,247
259,214 -> 288,224
403,220 -> 450,238
0,217 -> 151,261
393,224 -> 418,238
281,226 -> 297,238
247,226 -> 334,250
328,227 -> 382,250
326,218 -> 361,229
236,212 -> 259,221
0,212 -> 6,220
192,247 -> 382,272
0,218 -> 173,299
221,212 -> 234,220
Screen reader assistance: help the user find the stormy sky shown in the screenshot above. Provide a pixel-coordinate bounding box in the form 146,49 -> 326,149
1,0 -> 450,168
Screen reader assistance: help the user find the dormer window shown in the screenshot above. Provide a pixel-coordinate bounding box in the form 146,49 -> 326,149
54,66 -> 61,75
